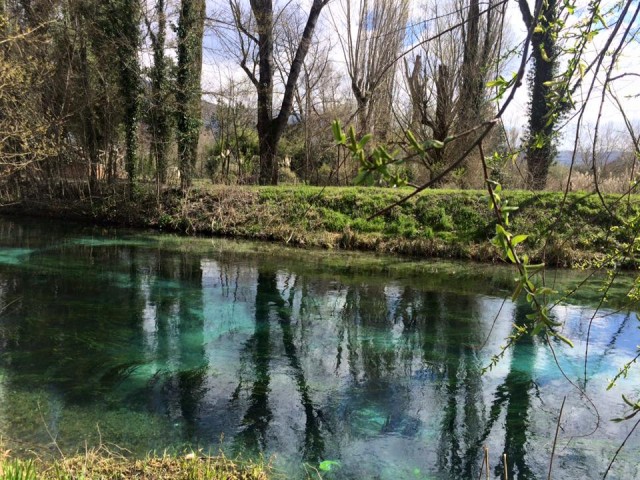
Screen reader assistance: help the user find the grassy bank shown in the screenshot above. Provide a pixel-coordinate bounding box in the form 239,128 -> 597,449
4,183 -> 640,267
0,447 -> 270,480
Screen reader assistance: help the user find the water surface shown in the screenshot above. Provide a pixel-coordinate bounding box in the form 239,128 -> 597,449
0,217 -> 638,479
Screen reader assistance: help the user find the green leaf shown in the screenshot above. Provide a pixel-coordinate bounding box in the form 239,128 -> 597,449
331,120 -> 343,143
406,130 -> 423,153
532,321 -> 545,335
527,263 -> 545,272
578,61 -> 586,79
348,126 -> 357,145
354,170 -> 373,186
554,333 -> 574,348
512,281 -> 524,301
319,460 -> 341,472
511,234 -> 528,246
540,45 -> 550,62
424,139 -> 445,150
487,76 -> 506,88
537,287 -> 556,296
358,134 -> 372,149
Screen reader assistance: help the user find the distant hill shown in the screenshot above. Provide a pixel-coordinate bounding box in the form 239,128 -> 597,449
556,150 -> 626,168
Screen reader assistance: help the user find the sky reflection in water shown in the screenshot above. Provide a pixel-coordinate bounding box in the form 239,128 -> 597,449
0,218 -> 638,479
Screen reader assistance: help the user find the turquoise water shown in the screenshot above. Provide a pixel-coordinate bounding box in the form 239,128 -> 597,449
0,217 -> 638,479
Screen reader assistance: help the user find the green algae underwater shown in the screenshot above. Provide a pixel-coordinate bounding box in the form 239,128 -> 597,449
0,217 -> 638,479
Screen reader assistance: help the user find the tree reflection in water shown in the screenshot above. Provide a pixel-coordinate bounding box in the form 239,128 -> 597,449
0,218 -> 637,479
234,271 -> 325,462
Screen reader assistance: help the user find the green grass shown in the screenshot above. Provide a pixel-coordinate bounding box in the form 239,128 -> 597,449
6,183 -> 640,267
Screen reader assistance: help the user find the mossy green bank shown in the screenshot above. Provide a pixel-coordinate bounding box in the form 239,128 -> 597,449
5,183 -> 639,267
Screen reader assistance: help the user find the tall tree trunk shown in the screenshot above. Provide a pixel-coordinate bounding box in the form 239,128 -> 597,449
176,0 -> 205,190
112,0 -> 142,198
252,0 -> 276,185
459,0 -> 482,124
247,0 -> 328,186
433,64 -> 452,175
258,129 -> 280,185
79,34 -> 99,173
149,0 -> 171,185
345,0 -> 409,141
519,0 -> 559,190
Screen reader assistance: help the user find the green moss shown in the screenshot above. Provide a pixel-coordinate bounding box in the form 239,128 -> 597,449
351,217 -> 385,233
317,207 -> 350,231
417,206 -> 454,232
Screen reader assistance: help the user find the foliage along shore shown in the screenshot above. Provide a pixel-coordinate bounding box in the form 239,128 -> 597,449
2,183 -> 638,268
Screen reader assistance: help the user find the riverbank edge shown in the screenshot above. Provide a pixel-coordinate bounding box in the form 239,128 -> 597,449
0,447 -> 271,479
1,184 -> 635,267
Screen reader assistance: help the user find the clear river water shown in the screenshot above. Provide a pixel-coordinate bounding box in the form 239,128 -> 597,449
0,217 -> 638,479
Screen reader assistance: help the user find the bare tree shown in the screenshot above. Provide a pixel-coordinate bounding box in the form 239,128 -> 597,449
209,74 -> 257,183
272,4 -> 335,183
0,12 -> 59,178
336,0 -> 409,139
403,0 -> 505,184
229,0 -> 330,185
577,123 -> 626,177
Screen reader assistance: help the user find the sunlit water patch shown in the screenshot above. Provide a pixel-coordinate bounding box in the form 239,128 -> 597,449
0,217 -> 638,479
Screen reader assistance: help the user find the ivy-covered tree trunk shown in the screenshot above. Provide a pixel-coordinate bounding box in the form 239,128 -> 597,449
149,0 -> 171,185
519,0 -> 559,190
111,0 -> 141,198
176,0 -> 205,190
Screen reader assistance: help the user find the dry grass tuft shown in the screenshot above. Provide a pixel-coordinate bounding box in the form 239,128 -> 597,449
0,444 -> 271,480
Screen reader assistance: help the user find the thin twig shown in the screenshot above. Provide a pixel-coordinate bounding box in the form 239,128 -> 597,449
548,396 -> 566,480
366,120 -> 497,221
486,446 -> 490,480
503,453 -> 508,480
477,445 -> 487,480
602,416 -> 640,479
